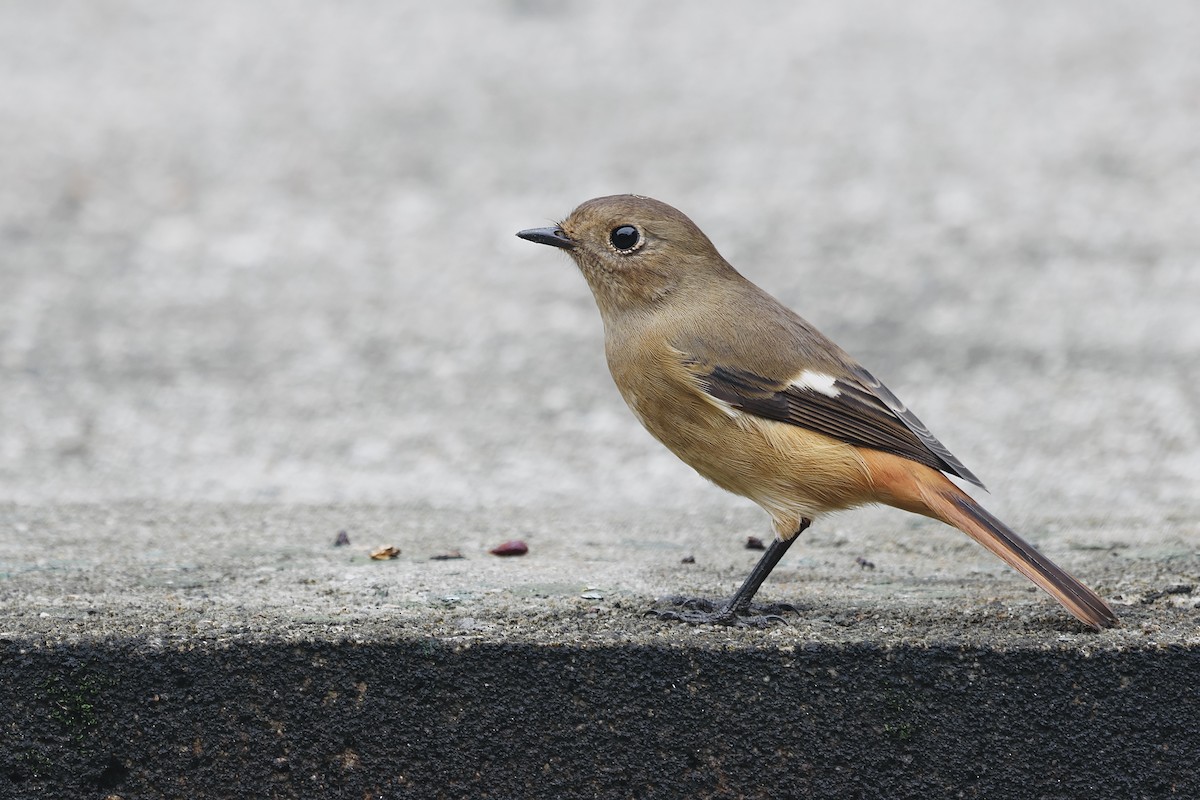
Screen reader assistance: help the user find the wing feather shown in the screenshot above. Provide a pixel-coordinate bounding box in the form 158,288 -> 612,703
690,359 -> 985,489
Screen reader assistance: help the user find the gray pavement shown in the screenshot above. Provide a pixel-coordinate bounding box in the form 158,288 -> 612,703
1,2 -> 1199,797
3,501 -> 1196,649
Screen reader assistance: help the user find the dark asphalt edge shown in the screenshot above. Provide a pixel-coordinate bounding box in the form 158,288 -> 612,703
2,637 -> 1196,799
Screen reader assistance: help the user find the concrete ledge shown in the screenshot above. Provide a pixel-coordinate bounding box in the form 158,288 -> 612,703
3,504 -> 1198,798
3,637 -> 1198,799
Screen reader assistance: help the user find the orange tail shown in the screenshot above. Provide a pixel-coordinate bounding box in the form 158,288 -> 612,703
925,486 -> 1118,630
862,451 -> 1119,630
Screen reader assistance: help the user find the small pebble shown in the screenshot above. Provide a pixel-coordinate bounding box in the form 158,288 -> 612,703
745,536 -> 765,551
490,540 -> 528,557
370,545 -> 401,560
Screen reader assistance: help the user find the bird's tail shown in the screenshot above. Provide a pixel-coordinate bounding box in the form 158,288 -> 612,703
858,449 -> 1118,630
921,483 -> 1119,631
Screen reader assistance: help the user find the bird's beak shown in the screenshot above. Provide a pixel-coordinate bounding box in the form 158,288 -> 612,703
516,226 -> 574,250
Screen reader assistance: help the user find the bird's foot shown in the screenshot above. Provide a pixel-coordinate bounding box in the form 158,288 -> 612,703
649,596 -> 798,628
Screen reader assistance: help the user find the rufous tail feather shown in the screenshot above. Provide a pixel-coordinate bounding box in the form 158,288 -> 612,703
921,484 -> 1118,631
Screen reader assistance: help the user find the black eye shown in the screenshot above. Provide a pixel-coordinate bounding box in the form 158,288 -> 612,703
609,225 -> 641,252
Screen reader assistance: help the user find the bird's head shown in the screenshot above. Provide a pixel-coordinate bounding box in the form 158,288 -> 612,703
518,195 -> 732,317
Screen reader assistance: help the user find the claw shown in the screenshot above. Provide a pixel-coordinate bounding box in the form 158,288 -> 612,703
658,596 -> 721,613
649,597 -> 797,628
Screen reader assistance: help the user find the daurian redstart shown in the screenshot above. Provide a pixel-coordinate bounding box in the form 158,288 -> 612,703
518,195 -> 1117,631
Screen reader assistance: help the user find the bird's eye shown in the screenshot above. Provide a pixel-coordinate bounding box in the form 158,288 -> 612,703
609,225 -> 642,253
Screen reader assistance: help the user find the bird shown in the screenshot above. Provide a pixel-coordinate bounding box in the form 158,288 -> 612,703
516,194 -> 1118,631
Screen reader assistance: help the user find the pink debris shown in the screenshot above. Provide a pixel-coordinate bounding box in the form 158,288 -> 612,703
489,540 -> 529,557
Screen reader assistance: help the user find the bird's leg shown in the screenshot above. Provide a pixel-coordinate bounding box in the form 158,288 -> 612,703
653,519 -> 811,627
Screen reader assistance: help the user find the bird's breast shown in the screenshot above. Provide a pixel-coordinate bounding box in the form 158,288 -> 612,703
603,331 -> 873,533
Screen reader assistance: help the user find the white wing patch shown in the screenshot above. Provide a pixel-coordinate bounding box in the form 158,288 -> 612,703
790,370 -> 841,397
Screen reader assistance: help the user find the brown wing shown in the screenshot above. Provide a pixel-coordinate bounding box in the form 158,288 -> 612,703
689,359 -> 985,489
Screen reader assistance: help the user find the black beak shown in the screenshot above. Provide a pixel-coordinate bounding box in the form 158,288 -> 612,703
516,226 -> 574,250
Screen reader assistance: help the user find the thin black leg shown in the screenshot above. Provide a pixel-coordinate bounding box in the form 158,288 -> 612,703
653,518 -> 812,627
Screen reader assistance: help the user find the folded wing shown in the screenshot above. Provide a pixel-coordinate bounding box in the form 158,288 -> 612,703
687,357 -> 985,489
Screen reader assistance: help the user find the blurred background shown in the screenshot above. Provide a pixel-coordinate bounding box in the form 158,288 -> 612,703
1,1 -> 1197,534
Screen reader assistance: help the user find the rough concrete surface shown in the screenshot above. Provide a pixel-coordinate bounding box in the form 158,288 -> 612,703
1,2 -> 1199,798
